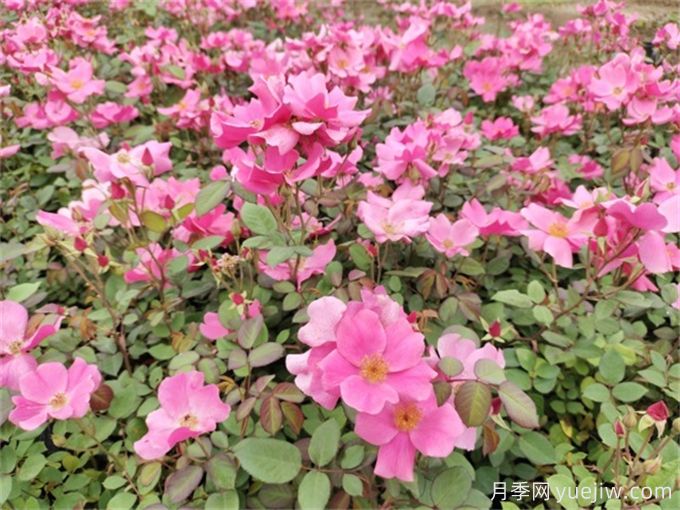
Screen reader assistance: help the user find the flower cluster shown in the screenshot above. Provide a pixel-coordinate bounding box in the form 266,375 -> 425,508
287,288 -> 506,481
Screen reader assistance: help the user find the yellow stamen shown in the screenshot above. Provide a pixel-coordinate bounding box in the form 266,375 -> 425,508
394,403 -> 422,432
360,354 -> 389,384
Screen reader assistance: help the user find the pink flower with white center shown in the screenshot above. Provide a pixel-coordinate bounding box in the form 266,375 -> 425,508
354,394 -> 466,481
520,203 -> 592,268
82,141 -> 172,185
426,214 -> 478,257
133,371 -> 230,460
259,240 -> 336,289
463,57 -> 512,102
647,158 -> 679,203
589,54 -> 638,110
357,183 -> 433,243
9,358 -> 101,430
480,117 -> 519,141
0,301 -> 64,390
44,57 -> 105,104
317,298 -> 436,414
531,104 -> 582,137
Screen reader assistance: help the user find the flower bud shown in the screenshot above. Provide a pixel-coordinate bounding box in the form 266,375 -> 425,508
642,457 -> 662,475
646,401 -> 669,422
623,409 -> 638,429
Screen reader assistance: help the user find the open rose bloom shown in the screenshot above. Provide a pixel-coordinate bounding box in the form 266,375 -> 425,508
2,0 -> 680,506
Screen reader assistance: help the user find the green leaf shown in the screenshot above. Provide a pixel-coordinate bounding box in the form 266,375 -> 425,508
532,305 -> 553,325
417,83 -> 436,106
612,382 -> 648,402
492,290 -> 533,308
599,350 -> 625,385
0,474 -> 11,505
205,491 -> 240,510
109,386 -> 141,419
106,492 -> 136,510
349,243 -> 372,271
103,475 -> 126,490
233,438 -> 301,483
248,342 -> 284,367
163,64 -> 186,80
309,419 -> 341,467
342,474 -> 363,497
6,282 -> 41,302
547,474 -> 578,510
195,181 -> 230,217
498,381 -> 539,428
105,81 -> 127,94
430,467 -> 472,509
474,359 -> 506,385
164,465 -> 203,504
238,315 -> 264,349
241,203 -> 277,235
527,280 -> 546,303
583,383 -> 611,402
266,247 -> 296,267
297,471 -> 331,510
439,357 -> 464,377
455,381 -> 492,427
18,454 -> 46,481
518,432 -> 556,465
140,210 -> 167,233
206,454 -> 238,490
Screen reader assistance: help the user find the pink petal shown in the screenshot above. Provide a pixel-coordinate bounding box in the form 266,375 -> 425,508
410,402 -> 461,457
544,236 -> 573,268
340,375 -> 399,414
0,300 -> 28,347
9,396 -> 48,431
336,307 -> 386,365
298,296 -> 346,347
374,433 -> 417,481
355,407 -> 399,445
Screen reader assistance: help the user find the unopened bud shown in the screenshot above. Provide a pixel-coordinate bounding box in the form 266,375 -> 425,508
74,237 -> 87,252
623,409 -> 638,429
642,457 -> 662,475
672,417 -> 680,435
141,147 -> 154,166
614,420 -> 625,437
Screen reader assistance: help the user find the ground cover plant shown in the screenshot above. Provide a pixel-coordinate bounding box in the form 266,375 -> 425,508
0,0 -> 679,508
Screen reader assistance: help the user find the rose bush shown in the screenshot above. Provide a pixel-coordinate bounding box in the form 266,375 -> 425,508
0,0 -> 679,509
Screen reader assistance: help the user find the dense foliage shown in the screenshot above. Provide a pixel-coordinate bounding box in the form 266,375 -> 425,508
0,0 -> 679,509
